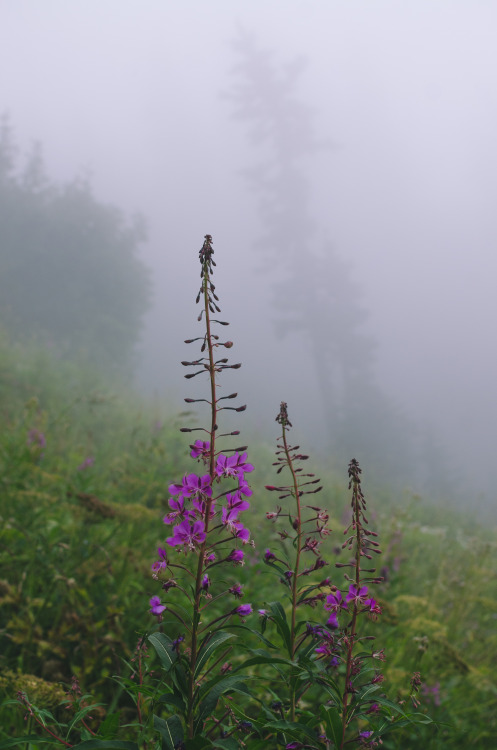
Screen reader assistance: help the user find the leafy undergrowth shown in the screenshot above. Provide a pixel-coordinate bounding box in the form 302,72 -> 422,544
0,339 -> 496,748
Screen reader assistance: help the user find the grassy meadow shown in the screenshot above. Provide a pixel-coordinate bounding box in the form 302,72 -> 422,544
0,335 -> 496,748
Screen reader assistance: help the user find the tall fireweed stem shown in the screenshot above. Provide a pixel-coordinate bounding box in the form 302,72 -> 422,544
338,459 -> 383,747
9,238 -> 439,746
148,236 -> 254,743
278,405 -> 303,721
265,402 -> 328,724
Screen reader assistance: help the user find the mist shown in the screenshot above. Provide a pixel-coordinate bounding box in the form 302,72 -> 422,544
2,1 -> 497,508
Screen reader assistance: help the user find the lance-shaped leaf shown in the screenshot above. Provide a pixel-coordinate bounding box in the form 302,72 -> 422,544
194,630 -> 236,677
157,689 -> 186,714
320,704 -> 343,747
194,675 -> 250,735
72,743 -> 140,750
267,601 -> 292,655
148,632 -> 178,671
154,714 -> 184,750
263,719 -> 321,745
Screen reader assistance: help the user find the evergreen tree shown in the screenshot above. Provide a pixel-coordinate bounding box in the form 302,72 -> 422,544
229,31 -> 431,487
0,117 -> 151,374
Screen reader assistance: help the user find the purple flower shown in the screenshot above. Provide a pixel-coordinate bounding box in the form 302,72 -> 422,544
201,574 -> 210,591
192,495 -> 216,521
222,506 -> 240,529
171,635 -> 184,652
227,549 -> 244,565
258,609 -> 268,618
215,452 -> 254,480
222,507 -> 250,543
77,456 -> 94,471
366,703 -> 380,714
151,546 -> 168,572
238,479 -> 253,497
166,519 -> 206,549
190,440 -> 210,459
163,495 -> 194,525
229,584 -> 243,598
422,682 -> 441,706
326,612 -> 339,629
226,491 -> 250,513
27,429 -> 46,449
184,473 -> 212,499
215,454 -> 241,479
233,451 -> 254,476
325,590 -> 348,613
149,596 -> 166,617
235,604 -> 252,617
264,549 -> 276,562
315,642 -> 332,657
170,473 -> 212,502
233,523 -> 250,543
205,552 -> 216,564
346,584 -> 370,607
169,476 -> 191,496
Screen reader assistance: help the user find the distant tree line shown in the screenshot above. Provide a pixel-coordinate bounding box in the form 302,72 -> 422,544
0,116 -> 151,374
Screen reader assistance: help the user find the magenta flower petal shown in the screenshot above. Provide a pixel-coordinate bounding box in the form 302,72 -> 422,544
149,596 -> 166,615
235,604 -> 252,617
227,549 -> 244,564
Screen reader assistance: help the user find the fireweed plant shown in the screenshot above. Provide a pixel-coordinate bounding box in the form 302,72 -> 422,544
146,235 -> 261,746
250,404 -> 433,748
8,236 -> 435,749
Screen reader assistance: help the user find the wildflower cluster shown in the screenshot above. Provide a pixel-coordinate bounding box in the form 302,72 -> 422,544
11,235 -> 434,749
255,406 -> 424,747
147,235 -> 256,742
150,445 -> 254,605
258,401 -> 344,728
308,459 -> 388,745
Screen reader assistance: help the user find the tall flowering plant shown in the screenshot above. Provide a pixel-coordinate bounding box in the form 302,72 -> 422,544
9,236 -> 434,749
147,235 -> 256,746
250,405 -> 432,749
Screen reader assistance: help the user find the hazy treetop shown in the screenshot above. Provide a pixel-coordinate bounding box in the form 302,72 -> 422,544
1,2 -> 497,502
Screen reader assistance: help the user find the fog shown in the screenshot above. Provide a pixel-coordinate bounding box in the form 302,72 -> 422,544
2,2 -> 497,507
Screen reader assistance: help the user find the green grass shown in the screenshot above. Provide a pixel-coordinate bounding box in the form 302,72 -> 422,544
0,337 -> 496,747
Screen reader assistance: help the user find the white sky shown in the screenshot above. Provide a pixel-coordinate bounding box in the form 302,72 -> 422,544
2,1 -> 497,499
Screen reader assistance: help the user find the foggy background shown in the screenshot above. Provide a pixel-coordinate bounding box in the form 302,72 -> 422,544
1,1 -> 497,508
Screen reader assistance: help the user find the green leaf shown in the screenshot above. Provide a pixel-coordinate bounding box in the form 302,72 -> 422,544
267,601 -> 292,655
98,711 -> 120,737
185,737 -> 214,750
320,704 -> 343,746
154,713 -> 184,750
195,630 -> 236,677
211,738 -> 241,749
230,624 -> 277,650
149,632 -> 178,672
0,739 -> 60,749
71,742 -> 140,750
171,662 -> 189,698
368,696 -> 409,717
264,719 -> 320,744
231,654 -> 297,675
157,690 -> 186,714
194,676 -> 249,734
67,702 -> 104,736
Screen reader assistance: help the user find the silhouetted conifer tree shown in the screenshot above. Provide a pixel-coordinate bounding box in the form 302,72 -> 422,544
0,116 -> 151,375
228,30 -> 451,490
